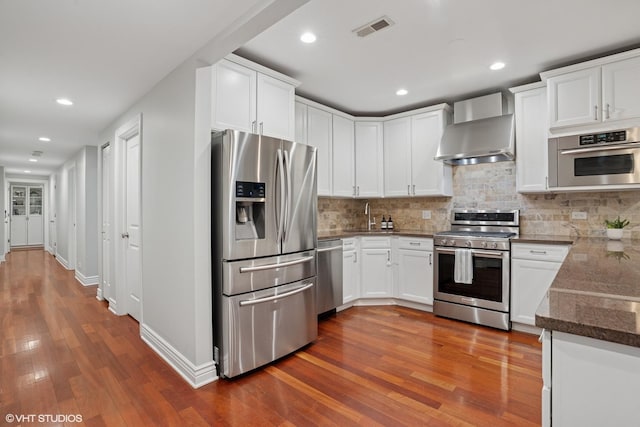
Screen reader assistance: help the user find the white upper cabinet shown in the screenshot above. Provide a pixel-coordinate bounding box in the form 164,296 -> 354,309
306,106 -> 333,196
411,110 -> 451,196
332,115 -> 355,197
383,117 -> 412,196
354,121 -> 384,198
547,68 -> 600,129
544,50 -> 640,131
211,55 -> 298,141
294,101 -> 308,144
512,84 -> 549,193
383,108 -> 452,197
602,56 -> 640,123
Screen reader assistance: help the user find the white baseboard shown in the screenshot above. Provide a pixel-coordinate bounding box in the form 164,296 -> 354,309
0,253 -> 5,263
140,323 -> 218,388
511,322 -> 542,336
75,271 -> 99,286
56,254 -> 71,270
96,287 -> 104,301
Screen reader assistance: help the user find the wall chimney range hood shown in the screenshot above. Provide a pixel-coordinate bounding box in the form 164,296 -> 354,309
435,93 -> 515,165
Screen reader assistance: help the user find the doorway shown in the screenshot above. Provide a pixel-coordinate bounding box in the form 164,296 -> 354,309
9,183 -> 45,248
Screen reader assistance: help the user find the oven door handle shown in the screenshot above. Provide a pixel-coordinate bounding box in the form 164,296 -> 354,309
435,247 -> 505,259
559,142 -> 640,155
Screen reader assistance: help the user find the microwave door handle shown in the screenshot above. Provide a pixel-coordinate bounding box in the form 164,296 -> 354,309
560,142 -> 640,155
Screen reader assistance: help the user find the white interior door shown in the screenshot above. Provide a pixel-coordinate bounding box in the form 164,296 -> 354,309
68,168 -> 77,269
124,134 -> 142,321
101,144 -> 112,301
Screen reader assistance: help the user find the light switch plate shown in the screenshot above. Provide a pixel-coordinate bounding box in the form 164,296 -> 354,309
571,211 -> 587,220
422,210 -> 431,220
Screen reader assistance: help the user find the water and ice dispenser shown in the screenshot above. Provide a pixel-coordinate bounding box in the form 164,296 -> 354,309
235,181 -> 265,240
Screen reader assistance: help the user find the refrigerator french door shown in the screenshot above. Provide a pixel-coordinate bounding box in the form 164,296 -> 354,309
211,129 -> 318,378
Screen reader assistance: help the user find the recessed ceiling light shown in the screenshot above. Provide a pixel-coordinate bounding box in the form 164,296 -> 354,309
490,62 -> 505,71
56,98 -> 73,106
396,89 -> 408,96
38,137 -> 51,142
29,158 -> 38,163
24,170 -> 31,174
300,32 -> 316,43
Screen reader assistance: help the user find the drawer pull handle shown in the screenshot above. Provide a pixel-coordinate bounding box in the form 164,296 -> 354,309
530,250 -> 547,255
409,242 -> 421,246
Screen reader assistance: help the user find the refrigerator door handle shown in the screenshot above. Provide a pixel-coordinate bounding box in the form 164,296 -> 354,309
276,148 -> 285,246
283,149 -> 292,242
239,255 -> 315,273
239,282 -> 314,306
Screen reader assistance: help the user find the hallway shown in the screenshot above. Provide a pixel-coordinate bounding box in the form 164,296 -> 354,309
0,249 -> 542,426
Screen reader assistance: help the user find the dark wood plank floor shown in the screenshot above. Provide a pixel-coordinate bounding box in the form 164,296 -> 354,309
0,249 -> 542,426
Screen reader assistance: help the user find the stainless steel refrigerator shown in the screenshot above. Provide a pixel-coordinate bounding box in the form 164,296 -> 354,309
211,129 -> 318,378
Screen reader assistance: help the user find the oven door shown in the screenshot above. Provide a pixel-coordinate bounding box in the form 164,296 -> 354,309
556,144 -> 640,187
433,247 -> 510,312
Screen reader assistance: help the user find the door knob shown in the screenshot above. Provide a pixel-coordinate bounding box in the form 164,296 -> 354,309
121,232 -> 130,238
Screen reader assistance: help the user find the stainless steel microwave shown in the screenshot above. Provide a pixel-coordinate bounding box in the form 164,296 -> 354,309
548,127 -> 640,188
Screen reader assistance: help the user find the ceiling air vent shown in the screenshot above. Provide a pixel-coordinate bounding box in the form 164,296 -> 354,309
31,150 -> 43,157
353,16 -> 394,38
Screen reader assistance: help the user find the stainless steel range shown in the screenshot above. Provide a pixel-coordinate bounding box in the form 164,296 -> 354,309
433,209 -> 519,331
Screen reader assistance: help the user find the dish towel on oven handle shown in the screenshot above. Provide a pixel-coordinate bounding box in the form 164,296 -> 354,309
454,248 -> 473,284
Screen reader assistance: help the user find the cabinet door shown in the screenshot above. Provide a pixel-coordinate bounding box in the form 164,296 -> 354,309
602,56 -> 640,122
360,248 -> 392,298
10,216 -> 27,246
294,101 -> 308,144
397,249 -> 433,305
515,87 -> 549,193
354,122 -> 384,198
548,68 -> 601,128
332,115 -> 355,197
511,258 -> 561,325
411,111 -> 451,196
306,106 -> 332,196
211,59 -> 256,133
27,187 -> 44,245
383,117 -> 412,197
257,73 -> 295,140
343,250 -> 360,303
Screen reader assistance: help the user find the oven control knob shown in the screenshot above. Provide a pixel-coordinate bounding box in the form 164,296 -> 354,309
481,241 -> 487,248
490,242 -> 498,249
465,240 -> 472,247
449,240 -> 456,246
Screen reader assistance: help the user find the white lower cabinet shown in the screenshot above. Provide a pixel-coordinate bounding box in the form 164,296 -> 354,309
360,237 -> 392,298
342,238 -> 360,304
395,238 -> 433,305
544,331 -> 640,426
511,243 -> 569,326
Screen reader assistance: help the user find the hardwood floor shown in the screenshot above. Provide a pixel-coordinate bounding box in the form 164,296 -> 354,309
0,249 -> 542,426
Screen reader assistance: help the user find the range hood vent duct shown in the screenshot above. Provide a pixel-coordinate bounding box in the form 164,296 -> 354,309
435,93 -> 515,165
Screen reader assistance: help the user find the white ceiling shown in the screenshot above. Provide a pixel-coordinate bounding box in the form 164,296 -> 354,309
237,0 -> 640,116
3,1 -> 640,177
0,0 -> 277,176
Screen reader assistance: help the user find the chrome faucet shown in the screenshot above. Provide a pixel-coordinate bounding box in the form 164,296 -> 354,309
364,202 -> 376,231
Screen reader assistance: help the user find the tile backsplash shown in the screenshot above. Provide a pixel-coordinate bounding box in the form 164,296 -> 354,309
318,161 -> 640,239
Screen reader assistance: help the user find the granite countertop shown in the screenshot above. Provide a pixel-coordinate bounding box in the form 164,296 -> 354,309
512,234 -> 574,245
318,230 -> 434,240
536,237 -> 640,347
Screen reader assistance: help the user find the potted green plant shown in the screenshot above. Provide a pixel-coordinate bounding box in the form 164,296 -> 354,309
604,216 -> 630,240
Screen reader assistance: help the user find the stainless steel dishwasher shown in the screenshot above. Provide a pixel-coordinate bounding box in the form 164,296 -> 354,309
317,238 -> 343,316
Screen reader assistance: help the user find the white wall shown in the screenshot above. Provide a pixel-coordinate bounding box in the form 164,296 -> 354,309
0,166 -> 5,261
54,146 -> 99,282
97,0 -> 308,386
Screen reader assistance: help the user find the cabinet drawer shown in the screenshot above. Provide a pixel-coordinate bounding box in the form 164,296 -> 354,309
360,236 -> 391,249
343,238 -> 358,250
512,243 -> 569,262
397,237 -> 433,251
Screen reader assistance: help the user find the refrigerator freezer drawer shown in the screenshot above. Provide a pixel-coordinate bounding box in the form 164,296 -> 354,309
218,279 -> 318,378
223,250 -> 316,295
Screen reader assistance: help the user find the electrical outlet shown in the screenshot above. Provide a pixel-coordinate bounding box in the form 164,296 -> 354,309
571,211 -> 587,220
422,210 -> 431,220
